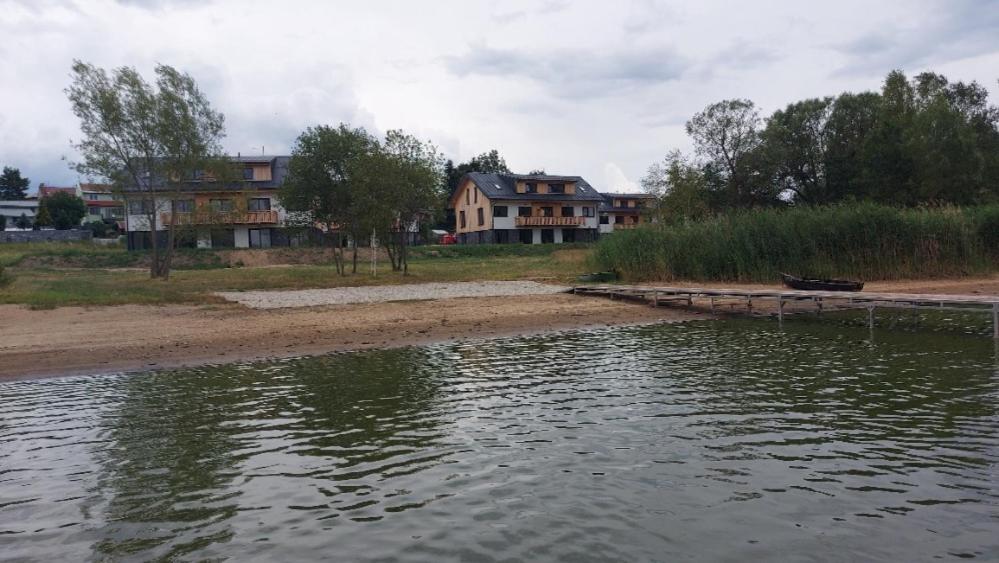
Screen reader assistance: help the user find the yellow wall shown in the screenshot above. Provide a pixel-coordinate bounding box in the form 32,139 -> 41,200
453,180 -> 491,234
515,181 -> 577,195
251,164 -> 272,181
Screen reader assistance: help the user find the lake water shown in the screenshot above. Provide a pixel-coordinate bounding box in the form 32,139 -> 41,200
1,318 -> 997,561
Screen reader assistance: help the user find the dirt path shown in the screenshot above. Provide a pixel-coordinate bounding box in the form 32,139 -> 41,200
0,294 -> 699,381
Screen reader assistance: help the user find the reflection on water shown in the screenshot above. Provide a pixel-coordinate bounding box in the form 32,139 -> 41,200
1,319 -> 997,561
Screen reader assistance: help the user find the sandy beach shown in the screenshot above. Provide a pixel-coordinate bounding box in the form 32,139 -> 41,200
2,275 -> 996,381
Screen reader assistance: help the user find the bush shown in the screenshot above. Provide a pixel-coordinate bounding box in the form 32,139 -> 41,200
592,203 -> 999,282
0,265 -> 12,288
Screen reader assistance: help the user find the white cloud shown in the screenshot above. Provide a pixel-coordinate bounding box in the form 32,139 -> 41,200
0,0 -> 997,194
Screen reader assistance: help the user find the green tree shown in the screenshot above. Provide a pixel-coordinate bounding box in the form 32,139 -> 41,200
0,166 -> 30,199
13,213 -> 31,229
824,91 -> 881,201
39,192 -> 87,229
33,201 -> 52,228
641,150 -> 712,222
761,98 -> 835,204
444,149 -> 511,193
0,215 -> 5,230
686,99 -> 764,207
67,60 -> 225,279
279,124 -> 378,275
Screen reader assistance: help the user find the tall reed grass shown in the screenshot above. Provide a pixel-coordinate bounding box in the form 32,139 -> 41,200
592,204 -> 999,282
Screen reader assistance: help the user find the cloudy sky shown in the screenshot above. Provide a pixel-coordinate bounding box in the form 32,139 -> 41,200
2,0 -> 998,193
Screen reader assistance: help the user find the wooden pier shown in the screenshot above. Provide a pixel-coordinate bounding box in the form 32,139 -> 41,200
572,284 -> 999,338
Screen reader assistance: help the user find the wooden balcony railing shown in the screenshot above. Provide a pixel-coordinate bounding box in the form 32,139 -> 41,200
515,216 -> 586,227
613,222 -> 641,230
160,210 -> 279,226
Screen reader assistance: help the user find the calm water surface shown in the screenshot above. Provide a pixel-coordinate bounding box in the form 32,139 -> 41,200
1,319 -> 997,561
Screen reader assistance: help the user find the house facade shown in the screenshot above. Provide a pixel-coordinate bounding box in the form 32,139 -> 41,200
598,192 -> 656,234
450,173 -> 603,244
124,156 -> 292,250
0,200 -> 38,228
80,183 -> 124,225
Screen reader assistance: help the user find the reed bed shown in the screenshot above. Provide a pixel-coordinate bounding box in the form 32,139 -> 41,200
592,204 -> 999,282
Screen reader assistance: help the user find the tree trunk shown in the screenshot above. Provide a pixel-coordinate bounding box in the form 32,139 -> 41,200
351,233 -> 358,274
401,228 -> 409,276
147,206 -> 162,279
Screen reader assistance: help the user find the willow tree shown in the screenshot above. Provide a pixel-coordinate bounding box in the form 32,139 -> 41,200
67,60 -> 225,279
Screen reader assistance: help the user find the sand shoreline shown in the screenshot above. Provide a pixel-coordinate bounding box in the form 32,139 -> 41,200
0,294 -> 702,381
3,276 -> 996,382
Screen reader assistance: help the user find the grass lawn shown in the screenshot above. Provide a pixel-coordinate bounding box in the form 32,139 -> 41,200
0,243 -> 591,308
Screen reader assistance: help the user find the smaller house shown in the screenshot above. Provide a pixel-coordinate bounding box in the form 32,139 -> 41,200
599,193 -> 656,233
80,183 -> 124,226
0,199 -> 39,229
450,172 -> 604,244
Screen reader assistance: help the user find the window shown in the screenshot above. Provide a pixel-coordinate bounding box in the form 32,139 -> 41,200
582,206 -> 594,217
477,207 -> 485,226
549,183 -> 565,194
518,206 -> 532,217
541,229 -> 554,243
249,228 -> 272,248
493,205 -> 508,217
473,189 -> 478,204
519,229 -> 533,244
248,198 -> 271,211
192,169 -> 205,181
599,215 -> 609,225
243,167 -> 255,180
85,193 -> 100,200
563,229 -> 576,243
172,199 -> 194,213
561,206 -> 574,217
128,199 -> 153,214
615,215 -> 625,224
541,207 -> 553,217
459,210 -> 466,229
631,215 -> 639,224
210,199 -> 234,212
525,182 -> 537,193
210,229 -> 235,248
466,189 -> 470,205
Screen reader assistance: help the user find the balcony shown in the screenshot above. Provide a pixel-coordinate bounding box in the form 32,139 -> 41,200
613,222 -> 640,230
160,210 -> 279,226
514,216 -> 585,227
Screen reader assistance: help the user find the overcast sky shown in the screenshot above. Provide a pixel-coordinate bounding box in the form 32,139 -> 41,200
2,0 -> 998,193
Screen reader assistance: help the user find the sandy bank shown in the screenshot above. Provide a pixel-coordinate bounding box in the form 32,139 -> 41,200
0,294 -> 698,381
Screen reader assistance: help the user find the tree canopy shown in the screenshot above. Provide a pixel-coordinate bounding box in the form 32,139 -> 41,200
444,149 -> 511,194
0,166 -> 30,200
645,70 -> 999,218
37,192 -> 86,230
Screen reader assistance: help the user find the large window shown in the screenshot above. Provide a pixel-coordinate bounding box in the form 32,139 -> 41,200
459,210 -> 466,229
210,199 -> 234,212
210,229 -> 235,248
248,197 -> 271,211
172,199 -> 194,213
465,189 -> 470,205
243,167 -> 254,180
540,207 -> 554,217
128,199 -> 153,214
615,215 -> 625,224
582,206 -> 594,217
477,207 -> 485,226
562,229 -> 576,243
493,205 -> 508,217
518,206 -> 532,217
561,206 -> 574,217
599,215 -> 610,225
473,189 -> 478,204
249,228 -> 272,248
548,183 -> 565,194
524,182 -> 537,193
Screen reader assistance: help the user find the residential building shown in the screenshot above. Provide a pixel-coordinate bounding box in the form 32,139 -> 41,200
80,183 -> 124,226
38,184 -> 80,198
0,199 -> 38,228
123,155 -> 292,250
598,192 -> 656,234
450,172 -> 603,244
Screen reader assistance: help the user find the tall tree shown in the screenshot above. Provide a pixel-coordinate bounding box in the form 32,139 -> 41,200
761,97 -> 835,204
279,124 -> 378,275
686,99 -> 763,206
641,150 -> 712,222
38,192 -> 87,229
824,91 -> 881,201
444,149 -> 511,193
67,60 -> 225,279
0,166 -> 30,199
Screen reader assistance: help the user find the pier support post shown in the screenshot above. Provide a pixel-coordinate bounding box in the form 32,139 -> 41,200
867,304 -> 876,330
653,291 -> 659,308
710,297 -> 715,314
993,303 -> 998,340
777,297 -> 784,326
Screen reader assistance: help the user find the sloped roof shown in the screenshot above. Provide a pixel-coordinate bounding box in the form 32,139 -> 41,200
122,156 -> 290,192
456,172 -> 606,205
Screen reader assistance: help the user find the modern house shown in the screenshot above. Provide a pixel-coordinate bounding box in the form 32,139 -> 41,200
449,172 -> 604,244
0,199 -> 38,228
38,184 -> 79,199
598,192 -> 656,234
80,183 -> 124,226
123,155 -> 292,250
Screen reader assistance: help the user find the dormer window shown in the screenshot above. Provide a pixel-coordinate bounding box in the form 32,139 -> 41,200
525,182 -> 537,193
192,169 -> 204,181
549,183 -> 565,194
243,167 -> 254,180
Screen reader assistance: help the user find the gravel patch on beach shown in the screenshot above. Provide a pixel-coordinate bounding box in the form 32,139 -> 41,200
216,281 -> 571,309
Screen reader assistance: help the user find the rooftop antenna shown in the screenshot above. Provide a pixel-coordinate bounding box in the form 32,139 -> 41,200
261,146 -> 265,156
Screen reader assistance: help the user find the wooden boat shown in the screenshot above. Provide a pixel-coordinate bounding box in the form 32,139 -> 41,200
780,273 -> 864,292
577,271 -> 618,283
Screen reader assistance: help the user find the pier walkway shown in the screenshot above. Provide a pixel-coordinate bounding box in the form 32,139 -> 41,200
572,284 -> 999,338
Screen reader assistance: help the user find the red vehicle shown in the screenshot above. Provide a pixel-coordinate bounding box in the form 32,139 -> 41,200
439,232 -> 457,245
